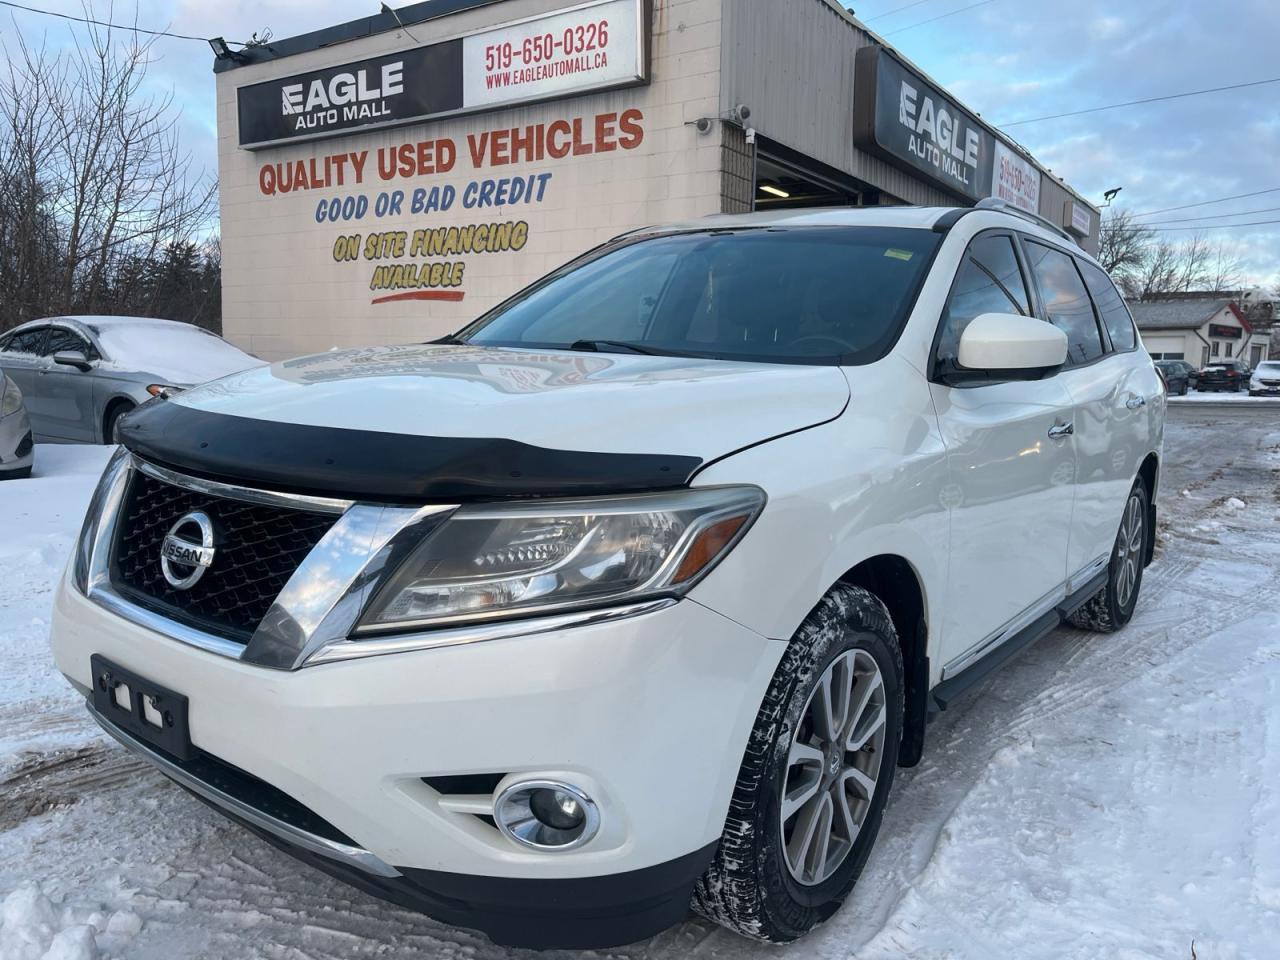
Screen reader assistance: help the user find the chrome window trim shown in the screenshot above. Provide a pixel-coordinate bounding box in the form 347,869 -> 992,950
133,456 -> 354,515
88,703 -> 401,879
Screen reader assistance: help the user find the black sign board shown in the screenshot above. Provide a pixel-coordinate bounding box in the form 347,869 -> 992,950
1209,323 -> 1243,339
237,41 -> 464,149
853,46 -> 995,201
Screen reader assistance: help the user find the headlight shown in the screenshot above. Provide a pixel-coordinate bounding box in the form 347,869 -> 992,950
356,486 -> 765,633
146,384 -> 182,398
1,376 -> 22,417
72,447 -> 133,593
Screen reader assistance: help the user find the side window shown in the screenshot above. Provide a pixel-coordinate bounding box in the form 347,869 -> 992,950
1079,261 -> 1136,351
936,233 -> 1032,366
1023,240 -> 1105,365
1,327 -> 48,356
44,327 -> 99,360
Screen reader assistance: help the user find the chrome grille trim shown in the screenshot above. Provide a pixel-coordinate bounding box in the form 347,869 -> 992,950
133,457 -> 354,515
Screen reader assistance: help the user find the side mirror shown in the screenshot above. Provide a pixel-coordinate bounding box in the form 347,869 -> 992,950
956,313 -> 1067,378
53,350 -> 92,371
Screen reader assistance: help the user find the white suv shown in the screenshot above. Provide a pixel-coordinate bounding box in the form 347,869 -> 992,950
51,203 -> 1163,948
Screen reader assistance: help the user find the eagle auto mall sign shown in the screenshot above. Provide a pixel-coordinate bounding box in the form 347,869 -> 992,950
854,46 -> 995,201
236,0 -> 646,149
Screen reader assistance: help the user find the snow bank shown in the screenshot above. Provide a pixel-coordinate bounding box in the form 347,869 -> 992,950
0,882 -> 142,960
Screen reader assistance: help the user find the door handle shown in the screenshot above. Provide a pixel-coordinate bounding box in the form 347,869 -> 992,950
1048,421 -> 1074,440
1126,395 -> 1146,409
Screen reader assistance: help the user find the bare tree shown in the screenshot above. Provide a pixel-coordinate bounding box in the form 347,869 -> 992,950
1098,209 -> 1153,275
0,6 -> 219,329
1204,241 -> 1245,294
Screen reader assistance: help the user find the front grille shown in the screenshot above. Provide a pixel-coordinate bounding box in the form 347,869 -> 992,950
111,469 -> 338,642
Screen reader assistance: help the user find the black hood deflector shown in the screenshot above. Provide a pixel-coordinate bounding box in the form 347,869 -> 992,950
118,401 -> 702,502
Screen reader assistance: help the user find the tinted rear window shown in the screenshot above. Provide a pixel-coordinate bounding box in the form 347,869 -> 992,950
462,227 -> 941,364
1079,261 -> 1136,351
1023,240 -> 1105,365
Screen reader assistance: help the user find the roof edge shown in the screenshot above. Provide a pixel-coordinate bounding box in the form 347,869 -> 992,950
213,0 -> 505,73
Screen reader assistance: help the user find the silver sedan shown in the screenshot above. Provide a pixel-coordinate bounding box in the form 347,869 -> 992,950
0,316 -> 261,444
0,368 -> 34,478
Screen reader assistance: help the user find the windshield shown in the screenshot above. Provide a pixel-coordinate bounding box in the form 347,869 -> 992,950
96,324 -> 252,367
460,226 -> 941,364
1256,362 -> 1280,373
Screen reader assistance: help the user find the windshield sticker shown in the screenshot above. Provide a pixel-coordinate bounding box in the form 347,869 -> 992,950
884,248 -> 914,261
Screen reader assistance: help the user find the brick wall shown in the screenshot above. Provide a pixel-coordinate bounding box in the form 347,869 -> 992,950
215,0 -> 725,360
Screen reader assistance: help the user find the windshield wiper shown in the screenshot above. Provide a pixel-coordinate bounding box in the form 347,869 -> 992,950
567,339 -> 659,356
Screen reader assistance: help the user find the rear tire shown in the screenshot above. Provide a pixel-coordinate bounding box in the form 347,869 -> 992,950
1068,481 -> 1149,632
1179,381 -> 1188,396
692,585 -> 904,942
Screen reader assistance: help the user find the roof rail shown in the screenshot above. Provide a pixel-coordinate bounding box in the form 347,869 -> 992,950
973,197 -> 1079,245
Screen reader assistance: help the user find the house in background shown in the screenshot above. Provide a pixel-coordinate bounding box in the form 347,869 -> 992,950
1128,298 -> 1270,367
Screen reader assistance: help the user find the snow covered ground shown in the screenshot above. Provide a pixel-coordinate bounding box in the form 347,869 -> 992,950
2,411 -> 1279,959
1168,389 -> 1280,404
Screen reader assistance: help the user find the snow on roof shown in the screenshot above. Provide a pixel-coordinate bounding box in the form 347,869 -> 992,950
1126,299 -> 1235,331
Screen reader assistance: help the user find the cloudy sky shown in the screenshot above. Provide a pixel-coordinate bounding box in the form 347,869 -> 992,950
2,0 -> 1277,284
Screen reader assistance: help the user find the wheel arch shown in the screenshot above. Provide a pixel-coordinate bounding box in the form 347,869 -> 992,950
837,554 -> 929,768
101,394 -> 136,443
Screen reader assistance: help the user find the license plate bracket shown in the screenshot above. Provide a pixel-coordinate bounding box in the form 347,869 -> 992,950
90,654 -> 194,761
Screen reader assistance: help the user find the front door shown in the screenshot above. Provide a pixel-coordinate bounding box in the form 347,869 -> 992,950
929,232 -> 1076,674
36,326 -> 100,441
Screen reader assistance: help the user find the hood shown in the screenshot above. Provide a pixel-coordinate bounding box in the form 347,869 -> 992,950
172,343 -> 849,461
118,344 -> 848,501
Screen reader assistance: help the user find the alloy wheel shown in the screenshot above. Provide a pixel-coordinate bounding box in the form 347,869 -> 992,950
1115,491 -> 1145,609
780,648 -> 887,886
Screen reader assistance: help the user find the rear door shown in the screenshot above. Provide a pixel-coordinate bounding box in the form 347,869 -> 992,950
1020,239 -> 1156,591
37,325 -> 101,441
0,327 -> 49,434
929,231 -> 1077,674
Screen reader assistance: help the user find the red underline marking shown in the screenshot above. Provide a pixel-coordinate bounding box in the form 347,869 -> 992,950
371,290 -> 467,305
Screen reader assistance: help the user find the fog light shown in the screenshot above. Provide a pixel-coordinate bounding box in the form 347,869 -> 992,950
495,780 -> 600,851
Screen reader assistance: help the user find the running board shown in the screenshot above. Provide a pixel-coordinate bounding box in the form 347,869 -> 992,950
929,570 -> 1107,714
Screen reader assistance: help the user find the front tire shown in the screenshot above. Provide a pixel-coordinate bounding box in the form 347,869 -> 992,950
693,585 -> 904,942
103,402 -> 134,444
1068,481 -> 1149,632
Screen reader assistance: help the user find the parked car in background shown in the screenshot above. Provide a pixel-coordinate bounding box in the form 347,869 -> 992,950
1154,359 -> 1196,395
53,204 -> 1165,948
0,368 -> 34,479
0,317 -> 261,444
1249,360 -> 1280,396
1197,359 -> 1251,392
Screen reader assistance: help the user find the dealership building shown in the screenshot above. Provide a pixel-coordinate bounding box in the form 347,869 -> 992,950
213,0 -> 1101,360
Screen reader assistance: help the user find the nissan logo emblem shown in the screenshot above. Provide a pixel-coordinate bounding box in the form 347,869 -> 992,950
160,511 -> 218,590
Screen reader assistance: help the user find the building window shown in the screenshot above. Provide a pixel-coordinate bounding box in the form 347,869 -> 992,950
1211,341 -> 1220,357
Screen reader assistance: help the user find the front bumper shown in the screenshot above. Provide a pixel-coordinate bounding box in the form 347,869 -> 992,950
51,575 -> 783,943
